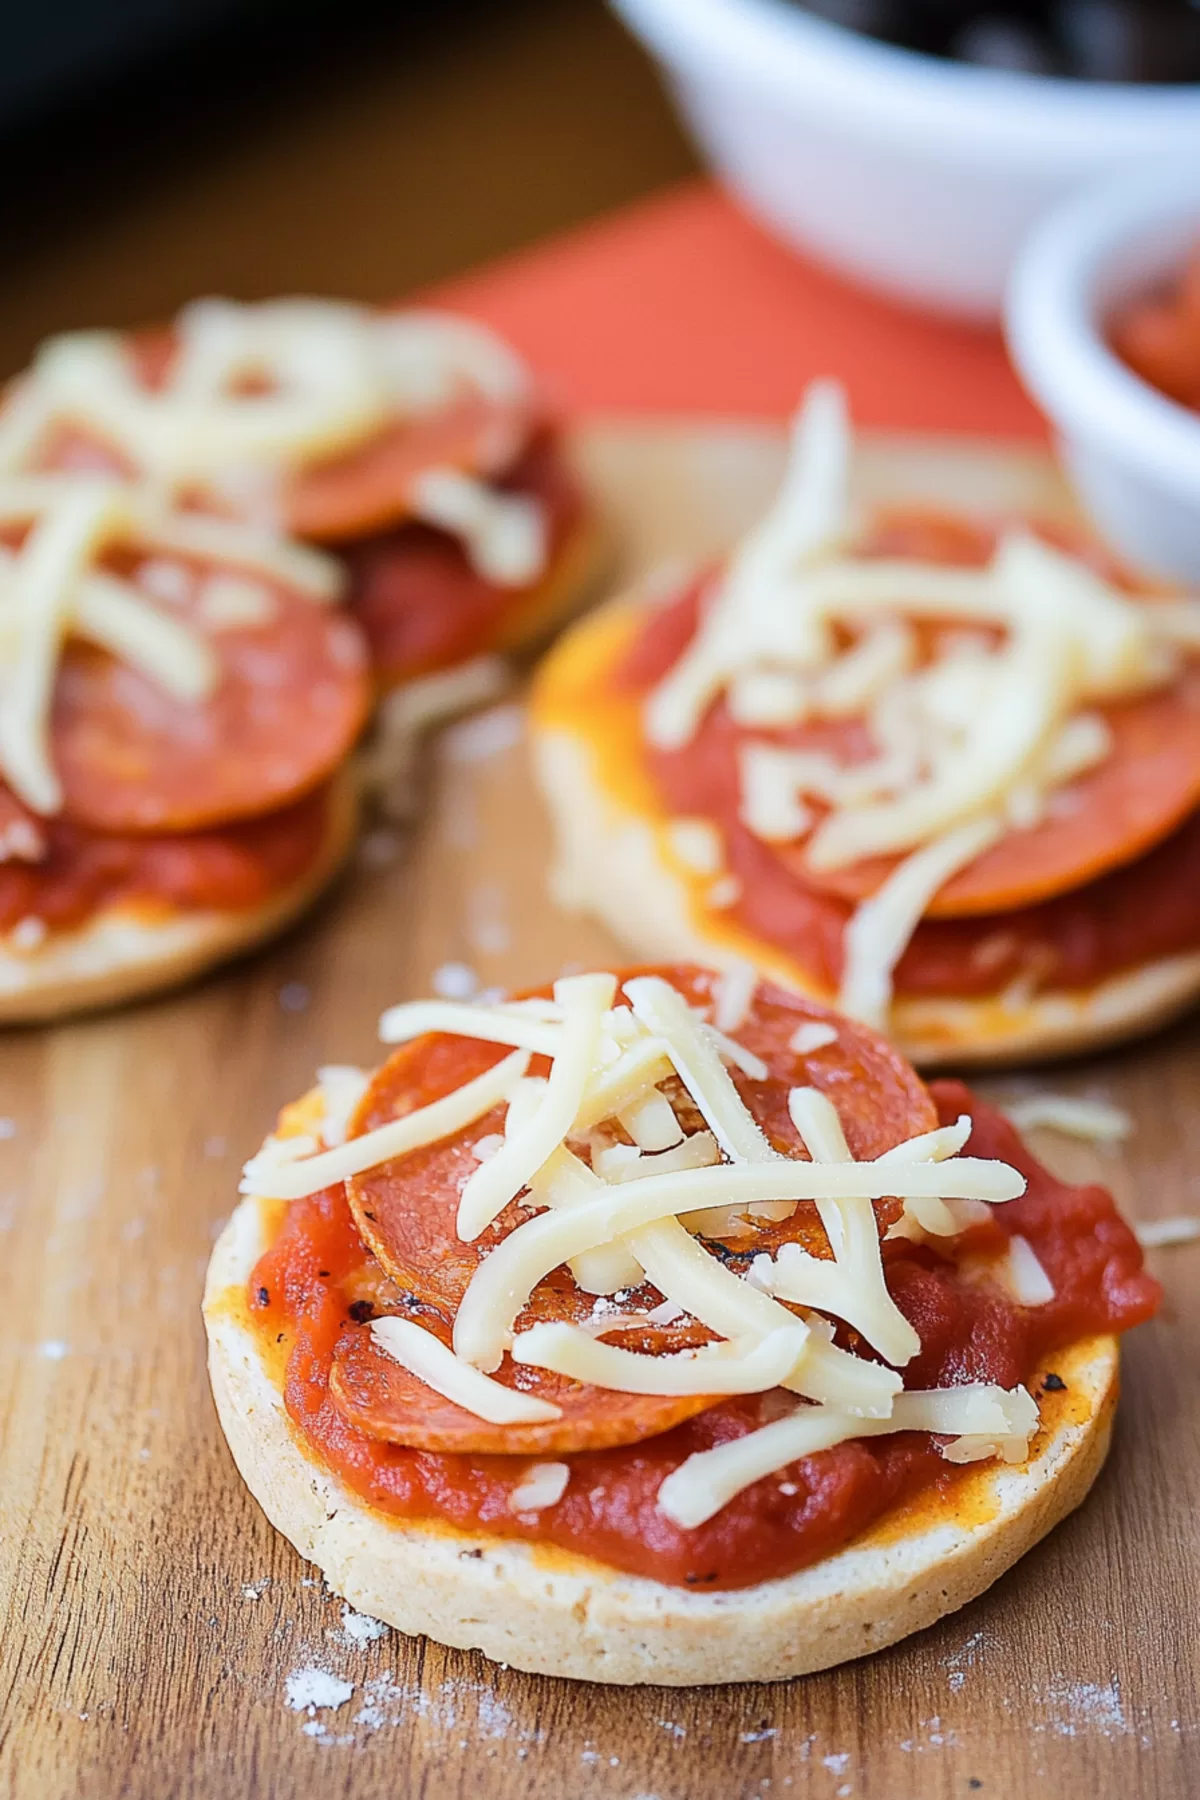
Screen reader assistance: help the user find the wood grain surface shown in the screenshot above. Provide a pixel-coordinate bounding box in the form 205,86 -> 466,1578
0,425 -> 1197,1800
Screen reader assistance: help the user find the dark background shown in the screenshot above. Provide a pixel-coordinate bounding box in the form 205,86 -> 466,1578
0,0 -> 696,378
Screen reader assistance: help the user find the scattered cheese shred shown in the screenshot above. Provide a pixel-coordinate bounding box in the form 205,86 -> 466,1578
0,473 -> 348,821
657,1384 -> 1038,1528
456,973 -> 616,1240
507,1080 -> 642,1296
624,975 -> 776,1167
239,1047 -> 529,1200
1135,1216 -> 1200,1249
0,481 -> 136,812
1000,1235 -> 1056,1307
378,998 -> 560,1057
410,466 -> 546,587
771,1086 -> 920,1365
618,1090 -> 683,1154
665,817 -> 725,876
629,1216 -> 902,1416
1003,1095 -> 1132,1144
838,815 -> 1003,1028
369,1316 -> 561,1425
315,1065 -> 370,1149
507,1461 -> 570,1513
452,1150 -> 1023,1371
712,962 -> 758,1034
788,1021 -> 839,1056
512,1322 -> 810,1395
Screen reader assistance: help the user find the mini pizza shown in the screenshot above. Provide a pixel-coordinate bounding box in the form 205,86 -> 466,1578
0,299 -> 601,703
530,383 -> 1200,1067
0,473 -> 369,1020
204,965 -> 1158,1685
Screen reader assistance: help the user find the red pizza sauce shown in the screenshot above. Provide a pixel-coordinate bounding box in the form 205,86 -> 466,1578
246,1051 -> 1158,1590
0,781 -> 334,933
344,431 -> 585,686
620,563 -> 1200,1000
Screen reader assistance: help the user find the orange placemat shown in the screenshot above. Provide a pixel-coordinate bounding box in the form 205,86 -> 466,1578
434,180 -> 1044,437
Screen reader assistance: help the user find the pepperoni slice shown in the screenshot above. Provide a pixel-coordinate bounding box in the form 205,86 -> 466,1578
284,392 -> 538,544
722,804 -> 1200,1000
50,560 -> 370,833
345,965 -> 935,1325
0,780 -> 335,933
781,670 -> 1200,918
329,1314 -> 717,1455
345,432 -> 586,685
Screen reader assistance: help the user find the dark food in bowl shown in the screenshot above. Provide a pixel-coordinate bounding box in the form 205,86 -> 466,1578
1110,246 -> 1200,412
792,2 -> 1200,80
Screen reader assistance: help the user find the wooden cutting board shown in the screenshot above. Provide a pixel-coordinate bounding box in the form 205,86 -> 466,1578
1,423 -> 1196,1800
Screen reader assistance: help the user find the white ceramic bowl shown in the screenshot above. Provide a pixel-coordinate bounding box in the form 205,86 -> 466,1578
610,0 -> 1200,321
1006,166 -> 1200,585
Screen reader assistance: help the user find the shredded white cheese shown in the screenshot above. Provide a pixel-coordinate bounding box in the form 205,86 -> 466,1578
1135,1216 -> 1200,1249
639,381 -> 1200,1032
369,1316 -> 561,1424
0,473 -> 350,819
261,972 -> 1038,1517
657,1384 -> 1038,1528
456,973 -> 616,1240
410,467 -> 546,587
513,1323 -> 811,1395
838,815 -> 1003,1028
507,1461 -> 570,1513
451,1151 -> 1023,1372
240,1047 -> 529,1200
1003,1095 -> 1132,1145
624,975 -> 776,1166
665,817 -> 725,876
2,300 -> 532,483
315,1065 -> 370,1149
999,1235 -> 1056,1307
712,962 -> 757,1035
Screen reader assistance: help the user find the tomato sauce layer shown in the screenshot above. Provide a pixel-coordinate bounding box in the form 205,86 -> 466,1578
345,432 -> 584,685
0,781 -> 334,934
622,574 -> 1200,998
248,1079 -> 1158,1591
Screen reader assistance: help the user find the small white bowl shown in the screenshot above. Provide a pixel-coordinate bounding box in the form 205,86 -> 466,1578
1006,166 -> 1200,586
611,0 -> 1200,321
